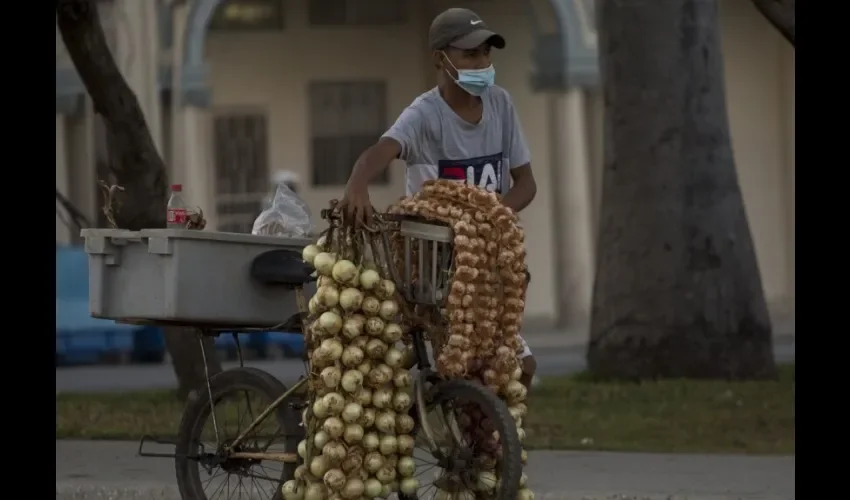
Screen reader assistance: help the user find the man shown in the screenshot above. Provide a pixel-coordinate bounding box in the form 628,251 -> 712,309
338,7 -> 538,389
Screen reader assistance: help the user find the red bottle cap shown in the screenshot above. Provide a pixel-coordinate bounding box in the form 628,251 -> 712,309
171,184 -> 183,192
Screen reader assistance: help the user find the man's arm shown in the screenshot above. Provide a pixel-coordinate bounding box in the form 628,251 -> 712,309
501,164 -> 537,213
347,137 -> 402,190
346,105 -> 424,190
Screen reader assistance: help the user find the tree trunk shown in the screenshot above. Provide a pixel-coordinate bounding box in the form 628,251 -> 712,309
751,0 -> 795,47
56,0 -> 222,400
587,0 -> 777,380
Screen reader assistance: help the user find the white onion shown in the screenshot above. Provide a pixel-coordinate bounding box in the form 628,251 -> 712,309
393,369 -> 412,388
356,361 -> 372,376
318,311 -> 343,335
396,456 -> 416,478
368,366 -> 392,387
297,439 -> 307,458
365,316 -> 385,336
314,430 -> 330,450
320,366 -> 342,389
339,287 -> 364,312
396,414 -> 415,434
294,464 -> 308,481
518,488 -> 536,500
361,296 -> 381,316
304,482 -> 326,500
396,434 -> 415,455
323,392 -> 345,415
376,465 -> 397,484
375,279 -> 396,300
341,346 -> 364,368
302,244 -> 321,265
375,411 -> 396,434
312,399 -> 330,419
316,285 -> 340,308
380,484 -> 392,498
322,417 -> 344,439
331,260 -> 358,284
308,296 -> 321,316
316,234 -> 328,249
505,380 -> 528,403
364,477 -> 383,497
319,338 -> 344,360
341,317 -> 364,341
392,392 -> 412,413
363,449 -> 383,471
378,299 -> 399,321
340,369 -> 364,394
521,448 -> 528,464
323,441 -> 347,463
384,348 -> 404,369
313,252 -> 337,276
512,365 -> 523,381
381,323 -> 403,343
281,479 -> 303,500
354,387 -> 372,406
378,435 -> 398,455
399,477 -> 419,495
519,472 -> 528,488
343,423 -> 364,444
309,455 -> 330,477
362,432 -> 380,452
341,402 -> 363,423
341,478 -> 365,499
365,339 -> 389,360
477,471 -> 497,492
372,388 -> 393,409
358,407 -> 376,428
323,468 -> 347,491
518,427 -> 526,442
359,269 -> 381,290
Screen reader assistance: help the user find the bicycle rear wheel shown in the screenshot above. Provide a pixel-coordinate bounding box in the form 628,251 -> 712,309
175,367 -> 302,500
401,378 -> 523,500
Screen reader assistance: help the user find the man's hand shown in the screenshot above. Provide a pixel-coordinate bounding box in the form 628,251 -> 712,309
338,182 -> 374,228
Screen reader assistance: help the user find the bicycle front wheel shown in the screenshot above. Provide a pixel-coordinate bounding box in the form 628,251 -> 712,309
402,378 -> 523,500
175,367 -> 301,500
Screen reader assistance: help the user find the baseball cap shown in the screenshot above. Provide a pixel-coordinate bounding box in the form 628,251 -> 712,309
428,8 -> 506,51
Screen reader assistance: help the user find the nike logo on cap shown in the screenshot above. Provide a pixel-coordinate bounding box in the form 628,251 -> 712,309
470,20 -> 482,25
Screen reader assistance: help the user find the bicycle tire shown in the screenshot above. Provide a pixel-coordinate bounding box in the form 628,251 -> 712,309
401,378 -> 523,500
175,367 -> 302,500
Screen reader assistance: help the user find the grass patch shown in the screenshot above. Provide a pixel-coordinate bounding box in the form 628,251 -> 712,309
57,364 -> 794,454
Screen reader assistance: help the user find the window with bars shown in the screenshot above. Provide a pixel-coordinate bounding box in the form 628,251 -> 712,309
308,0 -> 406,26
309,81 -> 390,187
209,0 -> 284,31
213,113 -> 270,233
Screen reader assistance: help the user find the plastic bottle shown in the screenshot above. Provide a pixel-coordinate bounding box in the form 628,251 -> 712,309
166,184 -> 188,229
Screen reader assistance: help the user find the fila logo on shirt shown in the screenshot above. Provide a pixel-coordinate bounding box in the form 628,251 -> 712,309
437,153 -> 503,193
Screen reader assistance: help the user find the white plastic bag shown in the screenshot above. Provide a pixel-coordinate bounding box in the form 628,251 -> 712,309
251,182 -> 314,237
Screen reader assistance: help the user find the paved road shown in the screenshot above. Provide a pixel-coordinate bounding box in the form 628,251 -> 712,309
56,336 -> 796,394
56,440 -> 794,500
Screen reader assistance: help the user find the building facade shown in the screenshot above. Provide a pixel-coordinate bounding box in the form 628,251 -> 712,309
55,0 -> 795,329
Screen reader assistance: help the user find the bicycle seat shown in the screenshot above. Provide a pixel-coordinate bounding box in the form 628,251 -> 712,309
250,249 -> 316,287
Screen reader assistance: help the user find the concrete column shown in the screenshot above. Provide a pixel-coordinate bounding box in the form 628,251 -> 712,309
114,0 -> 163,153
182,107 -> 216,229
168,2 -> 216,229
550,89 -> 596,329
56,114 -> 72,245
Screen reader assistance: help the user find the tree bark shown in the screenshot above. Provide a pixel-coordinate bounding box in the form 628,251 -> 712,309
587,0 -> 777,380
751,0 -> 795,47
57,0 -> 222,400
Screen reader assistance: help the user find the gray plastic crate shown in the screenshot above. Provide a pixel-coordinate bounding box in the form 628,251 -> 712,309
82,228 -> 312,328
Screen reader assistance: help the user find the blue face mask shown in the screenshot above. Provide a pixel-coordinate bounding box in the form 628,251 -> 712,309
443,53 -> 495,96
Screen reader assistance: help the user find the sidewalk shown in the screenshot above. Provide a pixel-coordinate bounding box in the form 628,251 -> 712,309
56,440 -> 794,500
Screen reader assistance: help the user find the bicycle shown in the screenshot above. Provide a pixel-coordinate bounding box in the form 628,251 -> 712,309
137,210 -> 523,500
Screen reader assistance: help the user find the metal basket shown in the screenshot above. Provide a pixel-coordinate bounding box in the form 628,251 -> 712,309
392,217 -> 454,307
